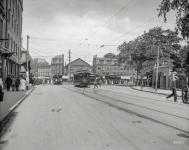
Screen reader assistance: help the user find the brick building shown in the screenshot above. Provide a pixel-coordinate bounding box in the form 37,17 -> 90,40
51,55 -> 64,76
0,0 -> 23,81
93,55 -> 136,77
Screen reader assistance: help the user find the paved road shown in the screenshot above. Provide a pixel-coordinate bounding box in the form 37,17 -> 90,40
0,84 -> 188,150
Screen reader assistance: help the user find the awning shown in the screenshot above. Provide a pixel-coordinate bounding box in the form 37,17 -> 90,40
20,66 -> 26,73
121,76 -> 131,79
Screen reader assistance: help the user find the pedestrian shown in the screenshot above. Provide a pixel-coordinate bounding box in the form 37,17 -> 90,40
5,75 -> 12,92
11,75 -> 16,92
98,78 -> 102,87
0,77 -> 3,89
20,77 -> 26,91
166,76 -> 179,102
0,77 -> 4,102
15,76 -> 21,91
30,77 -> 35,87
94,78 -> 98,89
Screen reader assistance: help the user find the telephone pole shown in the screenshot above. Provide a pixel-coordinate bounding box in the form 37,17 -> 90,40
62,54 -> 64,76
68,50 -> 71,79
26,35 -> 29,90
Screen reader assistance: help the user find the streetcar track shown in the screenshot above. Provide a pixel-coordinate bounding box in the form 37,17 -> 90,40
73,86 -> 187,106
61,85 -> 189,135
63,86 -> 188,120
66,85 -> 188,112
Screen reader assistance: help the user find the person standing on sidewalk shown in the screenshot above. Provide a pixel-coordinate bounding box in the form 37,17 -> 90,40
15,76 -> 21,91
5,75 -> 12,92
20,77 -> 26,91
11,75 -> 16,92
166,76 -> 179,102
0,77 -> 4,101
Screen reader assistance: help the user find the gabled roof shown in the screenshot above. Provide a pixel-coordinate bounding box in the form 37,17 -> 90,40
67,58 -> 91,67
52,55 -> 63,59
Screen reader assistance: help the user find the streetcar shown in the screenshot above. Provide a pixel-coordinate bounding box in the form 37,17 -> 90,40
73,70 -> 90,87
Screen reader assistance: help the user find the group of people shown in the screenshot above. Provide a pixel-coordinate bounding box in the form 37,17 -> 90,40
2,75 -> 27,92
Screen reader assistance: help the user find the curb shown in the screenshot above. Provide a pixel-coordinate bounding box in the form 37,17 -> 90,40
131,86 -> 182,97
0,87 -> 34,128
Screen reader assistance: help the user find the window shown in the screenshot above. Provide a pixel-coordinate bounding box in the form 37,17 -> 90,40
12,15 -> 14,29
0,19 -> 3,40
99,60 -> 104,64
6,33 -> 10,48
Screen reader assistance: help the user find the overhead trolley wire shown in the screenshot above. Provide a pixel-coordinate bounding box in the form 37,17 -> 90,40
72,0 -> 134,52
79,16 -> 158,61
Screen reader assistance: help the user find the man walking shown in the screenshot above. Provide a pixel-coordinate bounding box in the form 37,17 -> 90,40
11,75 -> 16,92
5,75 -> 12,92
166,76 -> 179,102
15,76 -> 21,91
94,78 -> 98,89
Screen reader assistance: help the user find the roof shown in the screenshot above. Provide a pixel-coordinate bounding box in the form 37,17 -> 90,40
52,55 -> 63,59
67,58 -> 91,66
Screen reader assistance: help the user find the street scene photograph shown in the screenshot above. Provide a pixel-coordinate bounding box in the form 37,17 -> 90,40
0,0 -> 189,149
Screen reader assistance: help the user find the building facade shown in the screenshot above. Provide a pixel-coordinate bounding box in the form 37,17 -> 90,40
20,47 -> 32,75
38,65 -> 51,77
93,55 -> 136,78
30,58 -> 50,78
66,58 -> 91,78
51,55 -> 64,76
0,0 -> 23,81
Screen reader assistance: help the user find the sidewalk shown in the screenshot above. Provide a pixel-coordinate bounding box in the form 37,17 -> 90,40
131,86 -> 182,97
0,85 -> 34,123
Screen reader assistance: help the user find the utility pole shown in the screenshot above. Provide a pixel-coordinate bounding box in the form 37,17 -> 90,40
68,50 -> 71,79
26,35 -> 29,90
62,54 -> 64,76
155,43 -> 160,92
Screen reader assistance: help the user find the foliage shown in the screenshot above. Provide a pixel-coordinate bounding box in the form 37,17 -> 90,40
103,53 -> 117,59
158,0 -> 189,40
117,26 -> 182,77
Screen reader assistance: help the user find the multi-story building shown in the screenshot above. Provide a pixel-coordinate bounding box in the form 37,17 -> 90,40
30,58 -> 51,78
93,55 -> 137,80
0,0 -> 23,80
38,65 -> 51,77
51,55 -> 64,76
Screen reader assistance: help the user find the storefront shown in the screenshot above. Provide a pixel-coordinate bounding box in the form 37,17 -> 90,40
152,65 -> 174,89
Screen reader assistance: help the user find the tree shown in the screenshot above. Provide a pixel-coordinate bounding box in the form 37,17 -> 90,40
117,26 -> 182,78
103,53 -> 117,59
158,0 -> 189,40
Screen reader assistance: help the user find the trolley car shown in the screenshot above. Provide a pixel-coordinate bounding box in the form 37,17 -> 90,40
73,71 -> 90,87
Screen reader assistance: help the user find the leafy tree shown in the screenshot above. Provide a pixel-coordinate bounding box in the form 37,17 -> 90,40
158,0 -> 189,40
117,27 -> 182,78
103,53 -> 117,59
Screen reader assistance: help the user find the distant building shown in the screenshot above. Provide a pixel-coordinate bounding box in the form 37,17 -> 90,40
51,55 -> 64,76
20,47 -> 32,75
0,0 -> 23,80
93,55 -> 136,78
66,58 -> 91,78
30,58 -> 50,78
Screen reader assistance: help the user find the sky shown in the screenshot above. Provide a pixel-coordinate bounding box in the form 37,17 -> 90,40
22,0 -> 180,65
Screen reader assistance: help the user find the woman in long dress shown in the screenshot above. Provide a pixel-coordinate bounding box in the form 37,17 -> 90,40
20,77 -> 26,91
